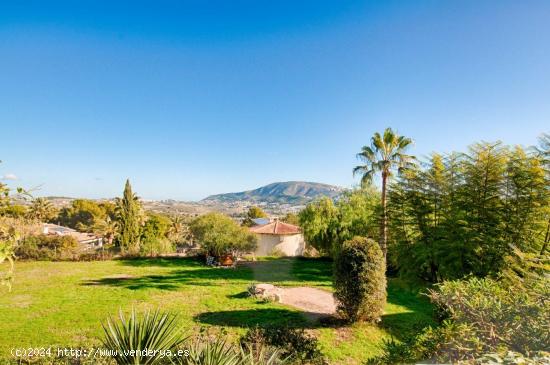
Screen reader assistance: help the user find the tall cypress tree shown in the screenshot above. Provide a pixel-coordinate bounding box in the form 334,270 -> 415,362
116,179 -> 142,254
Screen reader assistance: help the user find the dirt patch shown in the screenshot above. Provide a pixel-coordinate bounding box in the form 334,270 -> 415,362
10,294 -> 33,308
278,287 -> 336,320
104,274 -> 135,280
334,326 -> 353,343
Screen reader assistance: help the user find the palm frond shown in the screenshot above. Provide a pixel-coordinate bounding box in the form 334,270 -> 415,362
383,127 -> 396,147
356,146 -> 377,163
361,171 -> 375,187
371,132 -> 384,151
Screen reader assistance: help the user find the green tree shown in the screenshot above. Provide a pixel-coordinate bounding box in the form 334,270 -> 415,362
0,160 -> 29,290
0,223 -> 17,291
503,146 -> 548,253
140,213 -> 173,256
0,204 -> 27,218
190,212 -> 257,257
281,212 -> 300,226
333,236 -> 386,322
536,133 -> 550,255
57,199 -> 111,232
242,206 -> 268,227
299,197 -> 339,256
353,127 -> 415,259
299,190 -> 380,257
387,141 -> 550,281
98,201 -> 117,220
115,179 -> 143,254
337,188 -> 380,244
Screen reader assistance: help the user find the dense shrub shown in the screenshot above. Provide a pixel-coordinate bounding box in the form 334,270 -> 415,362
333,236 -> 386,322
428,277 -> 549,356
366,320 -> 482,364
241,325 -> 326,364
140,237 -> 175,257
15,234 -> 79,260
368,276 -> 550,364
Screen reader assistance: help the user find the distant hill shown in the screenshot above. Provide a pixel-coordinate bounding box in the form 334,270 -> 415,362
202,181 -> 345,204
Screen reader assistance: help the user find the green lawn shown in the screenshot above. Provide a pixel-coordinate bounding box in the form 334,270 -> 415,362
0,257 -> 435,364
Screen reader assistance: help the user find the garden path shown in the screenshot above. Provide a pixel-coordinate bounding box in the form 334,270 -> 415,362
278,286 -> 336,318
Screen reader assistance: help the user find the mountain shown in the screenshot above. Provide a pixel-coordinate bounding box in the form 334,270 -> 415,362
202,181 -> 345,204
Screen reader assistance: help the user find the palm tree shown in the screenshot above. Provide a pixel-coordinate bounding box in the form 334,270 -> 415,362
168,215 -> 190,244
353,128 -> 415,259
28,197 -> 55,222
93,216 -> 118,245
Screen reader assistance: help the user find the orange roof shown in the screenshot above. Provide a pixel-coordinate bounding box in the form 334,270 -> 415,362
249,221 -> 301,235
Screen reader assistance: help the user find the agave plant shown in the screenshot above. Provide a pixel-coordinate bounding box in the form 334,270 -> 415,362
182,337 -> 241,365
101,308 -> 186,365
238,344 -> 287,365
179,337 -> 286,365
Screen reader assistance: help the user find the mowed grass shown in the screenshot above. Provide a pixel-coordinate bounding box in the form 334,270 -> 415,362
0,257 -> 435,364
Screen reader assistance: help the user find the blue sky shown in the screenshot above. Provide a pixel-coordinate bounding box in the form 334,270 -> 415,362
1,1 -> 549,200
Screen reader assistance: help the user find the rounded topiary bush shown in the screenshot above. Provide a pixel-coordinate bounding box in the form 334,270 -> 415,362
333,236 -> 386,322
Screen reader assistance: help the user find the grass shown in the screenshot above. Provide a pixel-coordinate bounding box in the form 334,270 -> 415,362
0,257 -> 435,364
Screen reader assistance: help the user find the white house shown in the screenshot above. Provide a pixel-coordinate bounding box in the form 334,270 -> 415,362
249,220 -> 305,257
42,223 -> 103,248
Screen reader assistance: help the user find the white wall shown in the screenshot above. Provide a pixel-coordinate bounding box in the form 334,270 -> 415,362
254,233 -> 305,256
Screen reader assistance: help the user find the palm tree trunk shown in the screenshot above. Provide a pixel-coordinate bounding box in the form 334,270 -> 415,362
380,172 -> 388,260
541,218 -> 550,255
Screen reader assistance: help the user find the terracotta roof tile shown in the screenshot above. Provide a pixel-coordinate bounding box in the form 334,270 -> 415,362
249,221 -> 301,235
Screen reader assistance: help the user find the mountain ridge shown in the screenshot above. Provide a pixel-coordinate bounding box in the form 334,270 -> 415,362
202,181 -> 345,204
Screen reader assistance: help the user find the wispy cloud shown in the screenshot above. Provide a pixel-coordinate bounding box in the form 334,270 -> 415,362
1,173 -> 18,181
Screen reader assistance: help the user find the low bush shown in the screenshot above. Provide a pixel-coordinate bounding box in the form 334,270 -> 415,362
240,325 -> 326,364
78,249 -> 115,261
428,277 -> 549,356
333,236 -> 386,322
15,234 -> 79,260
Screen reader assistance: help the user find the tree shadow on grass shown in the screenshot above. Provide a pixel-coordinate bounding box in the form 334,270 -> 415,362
82,267 -> 254,290
379,311 -> 435,341
194,308 -> 325,329
84,257 -> 333,291
381,280 -> 436,341
115,256 -> 203,268
242,257 -> 332,287
227,291 -> 249,299
291,258 -> 332,285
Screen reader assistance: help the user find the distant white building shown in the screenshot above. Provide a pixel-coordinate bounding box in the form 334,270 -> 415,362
249,220 -> 305,257
42,223 -> 103,248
